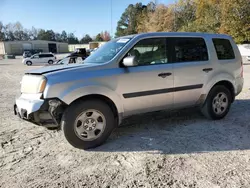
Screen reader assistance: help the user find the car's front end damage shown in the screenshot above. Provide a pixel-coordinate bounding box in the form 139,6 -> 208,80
14,97 -> 66,128
14,74 -> 67,128
14,63 -> 107,129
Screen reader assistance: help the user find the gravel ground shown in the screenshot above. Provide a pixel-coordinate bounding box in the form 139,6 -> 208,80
0,57 -> 250,188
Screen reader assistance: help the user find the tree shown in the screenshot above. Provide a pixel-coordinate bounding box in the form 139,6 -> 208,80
175,0 -> 196,32
95,33 -> 103,41
100,31 -> 111,41
0,22 -> 5,41
46,30 -> 56,41
80,34 -> 93,43
220,0 -> 250,43
55,33 -> 62,42
116,3 -> 147,37
146,4 -> 175,32
67,33 -> 79,44
37,29 -> 56,41
28,26 -> 38,40
193,0 -> 221,33
4,23 -> 15,41
37,29 -> 48,40
61,30 -> 68,42
137,2 -> 157,33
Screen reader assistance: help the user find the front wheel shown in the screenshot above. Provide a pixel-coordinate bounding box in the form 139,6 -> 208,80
48,60 -> 53,64
26,61 -> 32,66
201,85 -> 232,120
62,99 -> 116,149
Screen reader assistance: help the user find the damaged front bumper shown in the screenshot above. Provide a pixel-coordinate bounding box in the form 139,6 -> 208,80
14,95 -> 65,128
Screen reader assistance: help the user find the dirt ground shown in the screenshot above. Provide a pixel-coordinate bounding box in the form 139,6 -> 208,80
1,57 -> 250,188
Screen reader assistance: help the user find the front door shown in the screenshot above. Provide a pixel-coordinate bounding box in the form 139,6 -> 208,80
31,54 -> 40,64
118,38 -> 174,116
170,37 -> 212,108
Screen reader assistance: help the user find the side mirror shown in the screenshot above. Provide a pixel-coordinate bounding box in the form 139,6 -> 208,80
122,56 -> 138,67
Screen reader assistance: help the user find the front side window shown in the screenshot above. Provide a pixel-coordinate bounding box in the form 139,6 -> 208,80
173,37 -> 208,63
32,54 -> 39,59
213,38 -> 235,60
127,38 -> 168,66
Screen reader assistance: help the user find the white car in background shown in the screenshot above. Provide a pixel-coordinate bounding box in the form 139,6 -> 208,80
22,53 -> 56,66
238,44 -> 250,61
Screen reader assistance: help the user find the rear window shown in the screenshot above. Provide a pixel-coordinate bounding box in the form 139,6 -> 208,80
173,37 -> 208,63
212,39 -> 235,60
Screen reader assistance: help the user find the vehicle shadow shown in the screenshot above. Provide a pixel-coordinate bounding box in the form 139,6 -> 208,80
93,99 -> 250,154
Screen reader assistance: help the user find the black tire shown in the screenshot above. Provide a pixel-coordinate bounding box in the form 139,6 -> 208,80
201,85 -> 232,120
26,61 -> 32,66
62,99 -> 116,149
48,60 -> 53,64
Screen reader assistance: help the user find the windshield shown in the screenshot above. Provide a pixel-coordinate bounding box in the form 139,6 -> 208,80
84,38 -> 131,64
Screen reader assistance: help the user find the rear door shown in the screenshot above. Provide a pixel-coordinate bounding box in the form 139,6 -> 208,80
170,37 -> 212,108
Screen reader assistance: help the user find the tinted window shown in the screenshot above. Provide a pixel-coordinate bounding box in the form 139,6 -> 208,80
173,38 -> 208,62
39,54 -> 53,58
128,38 -> 168,66
213,39 -> 235,60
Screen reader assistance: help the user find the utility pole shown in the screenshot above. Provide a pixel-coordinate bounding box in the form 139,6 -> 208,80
174,0 -> 177,32
111,0 -> 113,38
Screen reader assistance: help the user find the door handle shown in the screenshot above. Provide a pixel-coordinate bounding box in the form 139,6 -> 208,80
158,72 -> 172,78
203,68 -> 213,73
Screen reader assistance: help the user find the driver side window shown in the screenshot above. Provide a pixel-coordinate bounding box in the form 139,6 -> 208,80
128,38 -> 168,66
33,55 -> 39,59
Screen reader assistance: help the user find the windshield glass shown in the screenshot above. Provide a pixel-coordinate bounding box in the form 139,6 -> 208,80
84,38 -> 131,64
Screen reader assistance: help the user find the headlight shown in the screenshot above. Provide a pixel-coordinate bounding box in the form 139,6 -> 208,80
21,75 -> 47,94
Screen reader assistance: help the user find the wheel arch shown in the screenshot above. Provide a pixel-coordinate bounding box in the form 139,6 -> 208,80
70,94 -> 119,122
203,80 -> 235,105
212,80 -> 235,102
60,85 -> 124,125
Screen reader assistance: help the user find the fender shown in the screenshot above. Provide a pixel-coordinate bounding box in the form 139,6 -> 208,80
58,82 -> 124,116
201,72 -> 235,102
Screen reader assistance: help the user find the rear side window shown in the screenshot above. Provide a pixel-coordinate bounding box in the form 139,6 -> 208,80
39,54 -> 53,58
39,54 -> 45,58
212,39 -> 235,60
173,37 -> 208,63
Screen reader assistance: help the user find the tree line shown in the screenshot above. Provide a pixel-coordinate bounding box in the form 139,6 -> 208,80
0,21 -> 111,44
116,0 -> 250,44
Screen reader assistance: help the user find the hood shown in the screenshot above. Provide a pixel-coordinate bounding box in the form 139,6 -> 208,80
25,63 -> 96,75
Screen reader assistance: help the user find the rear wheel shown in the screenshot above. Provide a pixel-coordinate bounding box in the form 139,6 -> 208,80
48,60 -> 53,64
26,61 -> 32,66
62,99 -> 116,149
201,85 -> 232,120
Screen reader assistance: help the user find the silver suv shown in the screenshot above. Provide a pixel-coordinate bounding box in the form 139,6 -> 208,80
14,32 -> 244,149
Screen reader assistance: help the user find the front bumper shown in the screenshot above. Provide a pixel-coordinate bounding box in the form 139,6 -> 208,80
14,97 -> 44,119
14,96 -> 64,128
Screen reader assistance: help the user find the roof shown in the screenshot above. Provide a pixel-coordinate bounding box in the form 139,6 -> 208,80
2,40 -> 68,44
119,32 -> 232,39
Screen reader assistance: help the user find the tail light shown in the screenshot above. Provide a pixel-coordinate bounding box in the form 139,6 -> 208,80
240,61 -> 243,77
